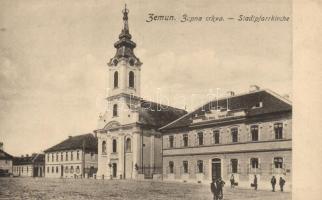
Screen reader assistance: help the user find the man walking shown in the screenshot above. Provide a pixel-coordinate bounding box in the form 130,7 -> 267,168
253,175 -> 258,190
216,177 -> 225,199
230,174 -> 235,188
271,176 -> 276,192
279,177 -> 286,192
210,178 -> 218,200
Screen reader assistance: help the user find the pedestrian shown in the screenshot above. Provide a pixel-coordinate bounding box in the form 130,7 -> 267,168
210,178 -> 218,200
216,177 -> 225,199
279,177 -> 286,192
253,175 -> 258,190
271,176 -> 276,192
230,174 -> 235,188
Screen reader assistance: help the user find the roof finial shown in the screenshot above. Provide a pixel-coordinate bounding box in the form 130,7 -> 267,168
122,4 -> 129,33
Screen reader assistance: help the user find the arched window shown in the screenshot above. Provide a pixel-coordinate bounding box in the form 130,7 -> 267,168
102,141 -> 107,154
169,161 -> 174,173
251,125 -> 259,141
129,71 -> 134,88
125,138 -> 131,152
114,71 -> 118,88
76,151 -> 79,160
113,104 -> 118,117
112,139 -> 117,153
197,160 -> 203,173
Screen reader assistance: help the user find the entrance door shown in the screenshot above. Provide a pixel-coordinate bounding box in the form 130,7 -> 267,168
212,158 -> 221,180
61,165 -> 64,177
112,163 -> 117,178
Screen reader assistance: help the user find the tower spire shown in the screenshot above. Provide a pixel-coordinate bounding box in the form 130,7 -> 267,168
122,4 -> 129,34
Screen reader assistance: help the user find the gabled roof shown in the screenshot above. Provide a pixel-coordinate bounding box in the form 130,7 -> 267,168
44,133 -> 98,153
160,89 -> 292,131
139,100 -> 187,128
0,149 -> 13,160
13,153 -> 44,165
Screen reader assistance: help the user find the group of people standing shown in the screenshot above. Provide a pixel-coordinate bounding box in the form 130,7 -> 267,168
229,174 -> 286,192
211,174 -> 287,199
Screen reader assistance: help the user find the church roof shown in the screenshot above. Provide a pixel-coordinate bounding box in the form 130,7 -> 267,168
44,133 -> 98,153
13,153 -> 44,165
139,100 -> 188,128
160,89 -> 292,131
0,149 -> 13,160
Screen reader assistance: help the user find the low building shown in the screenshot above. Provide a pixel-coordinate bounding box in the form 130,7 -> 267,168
12,153 -> 45,177
160,88 -> 292,191
0,143 -> 13,176
44,133 -> 98,178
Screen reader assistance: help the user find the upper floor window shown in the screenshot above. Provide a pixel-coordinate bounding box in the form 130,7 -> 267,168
51,154 -> 54,162
231,159 -> 238,173
129,71 -> 134,88
77,151 -> 80,160
251,125 -> 259,141
114,71 -> 118,88
102,141 -> 107,154
213,130 -> 220,144
250,158 -> 259,169
169,136 -> 174,148
231,128 -> 238,143
56,153 -> 58,162
65,152 -> 68,161
113,104 -> 118,117
183,134 -> 188,147
274,157 -> 283,168
197,132 -> 203,145
183,161 -> 188,173
169,161 -> 174,173
61,152 -> 63,161
125,138 -> 131,152
112,139 -> 117,153
197,160 -> 203,173
274,123 -> 283,139
71,152 -> 73,161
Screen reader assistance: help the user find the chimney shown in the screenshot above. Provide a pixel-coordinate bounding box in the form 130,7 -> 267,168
0,142 -> 3,151
249,85 -> 260,92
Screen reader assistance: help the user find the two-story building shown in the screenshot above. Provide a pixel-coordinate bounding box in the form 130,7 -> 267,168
0,143 -> 13,176
160,88 -> 292,191
44,133 -> 98,178
12,153 -> 45,177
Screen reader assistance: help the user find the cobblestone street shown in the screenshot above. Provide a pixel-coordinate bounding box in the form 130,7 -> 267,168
0,178 -> 291,200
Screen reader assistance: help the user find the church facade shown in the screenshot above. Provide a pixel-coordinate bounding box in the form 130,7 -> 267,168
94,6 -> 186,180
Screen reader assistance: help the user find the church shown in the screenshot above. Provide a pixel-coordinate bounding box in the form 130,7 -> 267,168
94,5 -> 292,192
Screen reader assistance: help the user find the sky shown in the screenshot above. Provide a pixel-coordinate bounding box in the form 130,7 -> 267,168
0,0 -> 291,156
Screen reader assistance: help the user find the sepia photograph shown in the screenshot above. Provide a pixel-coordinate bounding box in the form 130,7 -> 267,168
0,0 -> 299,199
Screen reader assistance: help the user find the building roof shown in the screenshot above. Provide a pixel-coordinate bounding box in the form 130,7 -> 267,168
160,89 -> 292,131
139,100 -> 188,128
13,153 -> 45,165
44,133 -> 98,153
0,149 -> 13,160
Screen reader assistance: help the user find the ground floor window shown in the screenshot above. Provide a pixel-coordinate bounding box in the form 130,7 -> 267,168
197,160 -> 203,173
250,158 -> 259,169
231,159 -> 238,173
47,167 -> 49,173
169,161 -> 174,173
183,161 -> 188,173
274,157 -> 283,168
56,166 -> 58,173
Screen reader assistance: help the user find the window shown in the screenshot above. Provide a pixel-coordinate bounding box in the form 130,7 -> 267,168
65,166 -> 68,173
251,125 -> 259,141
114,71 -> 118,88
125,138 -> 131,152
197,160 -> 203,173
52,166 -> 54,173
112,139 -> 117,153
183,161 -> 188,173
183,134 -> 188,147
91,152 -> 94,160
231,128 -> 238,143
274,157 -> 283,168
250,158 -> 259,169
61,152 -> 63,161
47,167 -> 49,173
102,141 -> 107,154
56,166 -> 58,173
274,123 -> 283,139
197,132 -> 203,145
71,152 -> 73,161
77,151 -> 80,160
76,166 -> 80,174
27,167 -> 28,173
70,166 -> 74,173
113,104 -> 118,117
51,154 -> 54,162
129,71 -> 134,88
169,136 -> 174,148
169,161 -> 174,174
56,153 -> 58,162
231,159 -> 238,173
47,154 -> 49,162
65,152 -> 68,161
213,130 -> 220,144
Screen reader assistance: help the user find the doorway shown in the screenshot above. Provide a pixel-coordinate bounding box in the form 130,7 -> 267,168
112,163 -> 117,178
61,165 -> 64,177
212,158 -> 221,180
